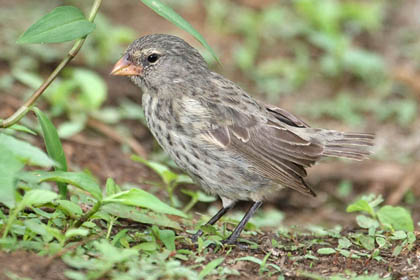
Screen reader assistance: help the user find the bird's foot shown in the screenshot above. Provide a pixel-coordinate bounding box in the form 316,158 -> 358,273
222,239 -> 250,250
204,238 -> 250,251
190,230 -> 203,243
190,230 -> 250,251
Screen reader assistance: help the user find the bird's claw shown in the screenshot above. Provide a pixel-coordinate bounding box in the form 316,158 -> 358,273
205,239 -> 249,250
190,229 -> 203,243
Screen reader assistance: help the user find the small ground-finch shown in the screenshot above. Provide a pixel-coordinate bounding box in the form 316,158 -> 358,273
111,34 -> 374,245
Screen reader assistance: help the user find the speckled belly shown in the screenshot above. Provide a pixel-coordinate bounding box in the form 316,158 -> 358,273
142,93 -> 271,201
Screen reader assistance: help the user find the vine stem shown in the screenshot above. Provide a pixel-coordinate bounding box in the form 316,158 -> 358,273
0,0 -> 103,128
74,200 -> 102,228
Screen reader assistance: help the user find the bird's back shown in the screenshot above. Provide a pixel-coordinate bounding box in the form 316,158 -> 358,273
141,63 -> 374,202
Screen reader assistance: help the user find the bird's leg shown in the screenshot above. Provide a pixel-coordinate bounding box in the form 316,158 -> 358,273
223,201 -> 263,245
191,203 -> 235,242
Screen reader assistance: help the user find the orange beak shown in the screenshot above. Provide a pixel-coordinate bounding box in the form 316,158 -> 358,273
110,54 -> 143,76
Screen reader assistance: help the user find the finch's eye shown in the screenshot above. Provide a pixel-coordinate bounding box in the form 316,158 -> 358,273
147,53 -> 159,63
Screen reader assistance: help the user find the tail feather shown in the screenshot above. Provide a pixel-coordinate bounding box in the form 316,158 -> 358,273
329,135 -> 374,146
315,130 -> 375,161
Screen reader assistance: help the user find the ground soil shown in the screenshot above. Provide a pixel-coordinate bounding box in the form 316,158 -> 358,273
0,251 -> 67,280
2,231 -> 419,279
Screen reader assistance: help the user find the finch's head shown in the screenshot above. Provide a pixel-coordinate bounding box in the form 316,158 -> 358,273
111,34 -> 208,91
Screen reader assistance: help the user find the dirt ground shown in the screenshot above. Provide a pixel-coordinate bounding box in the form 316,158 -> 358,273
1,0 -> 420,279
2,231 -> 420,279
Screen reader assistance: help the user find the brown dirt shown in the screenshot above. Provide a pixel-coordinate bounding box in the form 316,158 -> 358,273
1,231 -> 419,280
179,229 -> 420,279
0,251 -> 67,280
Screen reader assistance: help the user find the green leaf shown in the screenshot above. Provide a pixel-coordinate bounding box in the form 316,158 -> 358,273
199,224 -> 218,236
105,178 -> 121,196
196,191 -> 216,203
392,245 -> 403,256
65,228 -> 89,239
24,219 -> 52,241
369,195 -> 384,208
174,174 -> 194,185
57,119 -> 86,138
0,133 -> 55,167
375,236 -> 386,248
21,189 -> 58,207
57,200 -> 83,217
33,108 -> 68,171
131,155 -> 178,185
337,237 -> 352,249
72,68 -> 107,110
103,188 -> 186,218
31,171 -> 102,201
356,215 -> 379,229
407,232 -> 416,244
136,241 -> 158,251
33,108 -> 68,198
159,229 -> 176,251
338,249 -> 350,257
101,203 -> 181,229
0,145 -> 23,208
17,6 -> 95,44
112,229 -> 129,246
140,0 -> 219,63
391,230 -> 407,240
92,211 -> 112,223
317,248 -> 336,255
152,226 -> 176,251
359,235 -> 375,250
235,256 -> 263,265
377,205 -> 414,232
198,257 -> 225,279
346,198 -> 375,217
46,226 -> 65,244
94,240 -> 138,262
8,124 -> 37,135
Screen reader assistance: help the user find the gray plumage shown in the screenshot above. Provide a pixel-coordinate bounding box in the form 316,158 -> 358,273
112,34 -> 374,244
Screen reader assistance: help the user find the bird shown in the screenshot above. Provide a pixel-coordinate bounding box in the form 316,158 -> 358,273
111,34 -> 374,245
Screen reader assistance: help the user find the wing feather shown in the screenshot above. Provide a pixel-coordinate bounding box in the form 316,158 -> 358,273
202,74 -> 320,196
204,102 -> 320,196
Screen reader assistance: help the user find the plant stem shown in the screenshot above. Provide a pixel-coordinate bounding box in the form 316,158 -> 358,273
183,196 -> 198,213
74,200 -> 102,228
168,182 -> 180,206
2,205 -> 24,238
106,217 -> 116,240
0,0 -> 103,128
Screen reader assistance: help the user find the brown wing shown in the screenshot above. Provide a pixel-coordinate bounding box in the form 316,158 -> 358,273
266,106 -> 310,128
201,100 -> 323,196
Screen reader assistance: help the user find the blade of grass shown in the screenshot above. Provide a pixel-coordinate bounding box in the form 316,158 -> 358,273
33,108 -> 68,199
198,257 -> 224,279
140,0 -> 219,63
31,170 -> 102,201
103,188 -> 186,218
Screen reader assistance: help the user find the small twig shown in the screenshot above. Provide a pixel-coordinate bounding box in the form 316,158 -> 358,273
0,0 -> 103,128
392,65 -> 420,99
87,117 -> 147,157
386,164 -> 420,205
68,134 -> 106,147
74,200 -> 102,228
